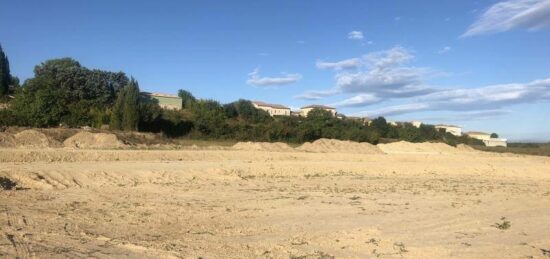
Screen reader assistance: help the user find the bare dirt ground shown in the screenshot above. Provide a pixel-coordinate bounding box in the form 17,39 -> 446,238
1,145 -> 550,258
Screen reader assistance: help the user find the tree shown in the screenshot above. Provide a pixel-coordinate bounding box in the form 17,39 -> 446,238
110,87 -> 126,130
122,79 -> 140,131
110,79 -> 140,131
370,117 -> 390,138
490,133 -> 499,138
178,89 -> 196,108
0,44 -> 11,97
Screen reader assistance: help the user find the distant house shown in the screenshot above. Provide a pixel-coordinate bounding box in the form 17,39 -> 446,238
387,121 -> 398,126
300,105 -> 336,117
411,121 -> 422,128
252,101 -> 291,116
435,124 -> 462,136
141,92 -> 182,110
465,131 -> 507,147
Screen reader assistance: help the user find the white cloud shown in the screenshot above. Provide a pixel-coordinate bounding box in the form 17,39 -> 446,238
333,47 -> 433,96
354,78 -> 550,117
438,46 -> 452,54
331,94 -> 382,108
316,58 -> 361,71
296,40 -> 306,44
294,89 -> 340,100
297,46 -> 436,104
246,68 -> 302,87
353,103 -> 429,117
463,0 -> 550,37
348,31 -> 364,40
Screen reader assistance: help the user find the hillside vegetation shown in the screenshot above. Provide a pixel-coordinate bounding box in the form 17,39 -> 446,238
0,57 -> 484,146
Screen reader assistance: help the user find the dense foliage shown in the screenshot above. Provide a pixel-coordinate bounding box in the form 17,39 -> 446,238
0,44 -> 11,97
0,54 -> 488,146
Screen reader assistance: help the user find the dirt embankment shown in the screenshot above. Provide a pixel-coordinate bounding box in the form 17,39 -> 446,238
63,132 -> 126,149
232,142 -> 294,152
297,138 -> 383,154
378,141 -> 466,154
0,130 -> 59,148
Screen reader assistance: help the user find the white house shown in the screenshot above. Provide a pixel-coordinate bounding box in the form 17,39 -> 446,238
465,131 -> 507,147
411,121 -> 422,128
435,124 -> 462,136
252,101 -> 291,116
300,105 -> 336,117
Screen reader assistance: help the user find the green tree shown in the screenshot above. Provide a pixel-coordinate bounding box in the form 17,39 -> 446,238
370,117 -> 390,138
110,87 -> 126,130
110,79 -> 140,131
178,89 -> 196,108
189,99 -> 227,137
0,44 -> 11,97
122,79 -> 140,131
490,133 -> 499,138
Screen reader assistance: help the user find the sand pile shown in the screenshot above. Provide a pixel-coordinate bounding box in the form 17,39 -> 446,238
14,130 -> 55,148
456,144 -> 476,152
0,132 -> 16,148
232,141 -> 294,152
63,132 -> 126,149
297,138 -> 382,154
377,141 -> 461,154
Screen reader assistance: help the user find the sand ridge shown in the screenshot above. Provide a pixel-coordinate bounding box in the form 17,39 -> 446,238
232,141 -> 294,152
0,147 -> 549,258
297,138 -> 383,154
63,131 -> 126,149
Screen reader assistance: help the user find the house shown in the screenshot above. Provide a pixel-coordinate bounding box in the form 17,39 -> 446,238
252,101 -> 291,116
300,105 -> 336,117
435,124 -> 462,136
411,121 -> 422,128
465,131 -> 507,147
141,92 -> 182,110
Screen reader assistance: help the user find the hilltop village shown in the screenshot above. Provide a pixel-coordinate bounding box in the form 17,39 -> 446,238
144,92 -> 508,147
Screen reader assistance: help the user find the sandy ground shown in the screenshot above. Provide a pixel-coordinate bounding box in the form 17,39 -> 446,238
1,147 -> 550,258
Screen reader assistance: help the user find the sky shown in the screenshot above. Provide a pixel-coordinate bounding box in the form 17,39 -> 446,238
1,0 -> 550,141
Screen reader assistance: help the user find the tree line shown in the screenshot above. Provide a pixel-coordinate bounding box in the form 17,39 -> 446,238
0,48 -> 483,146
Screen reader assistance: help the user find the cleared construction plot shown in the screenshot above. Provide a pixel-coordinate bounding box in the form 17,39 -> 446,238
0,134 -> 549,258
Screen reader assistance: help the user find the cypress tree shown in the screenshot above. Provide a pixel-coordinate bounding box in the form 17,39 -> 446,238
122,79 -> 140,131
0,43 -> 11,97
110,87 -> 126,130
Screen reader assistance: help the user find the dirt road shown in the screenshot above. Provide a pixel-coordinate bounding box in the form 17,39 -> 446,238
1,148 -> 549,258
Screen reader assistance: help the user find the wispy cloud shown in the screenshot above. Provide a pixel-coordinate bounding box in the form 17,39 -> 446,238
331,94 -> 382,107
297,46 -> 436,103
348,31 -> 364,40
354,78 -> 550,117
294,89 -> 340,100
246,68 -> 302,87
463,0 -> 550,37
316,58 -> 361,71
438,46 -> 452,54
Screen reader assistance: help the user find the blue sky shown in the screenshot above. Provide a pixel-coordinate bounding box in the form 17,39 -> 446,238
1,0 -> 550,141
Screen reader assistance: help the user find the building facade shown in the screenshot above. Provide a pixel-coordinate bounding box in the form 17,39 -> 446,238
141,92 -> 182,110
435,124 -> 462,136
411,121 -> 422,128
465,132 -> 507,147
300,105 -> 336,117
252,101 -> 291,116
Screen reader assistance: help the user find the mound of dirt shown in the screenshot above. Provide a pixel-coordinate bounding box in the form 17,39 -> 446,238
456,144 -> 476,152
296,138 -> 382,154
63,132 -> 126,149
0,132 -> 16,148
377,141 -> 460,154
232,142 -> 294,152
14,130 -> 56,148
